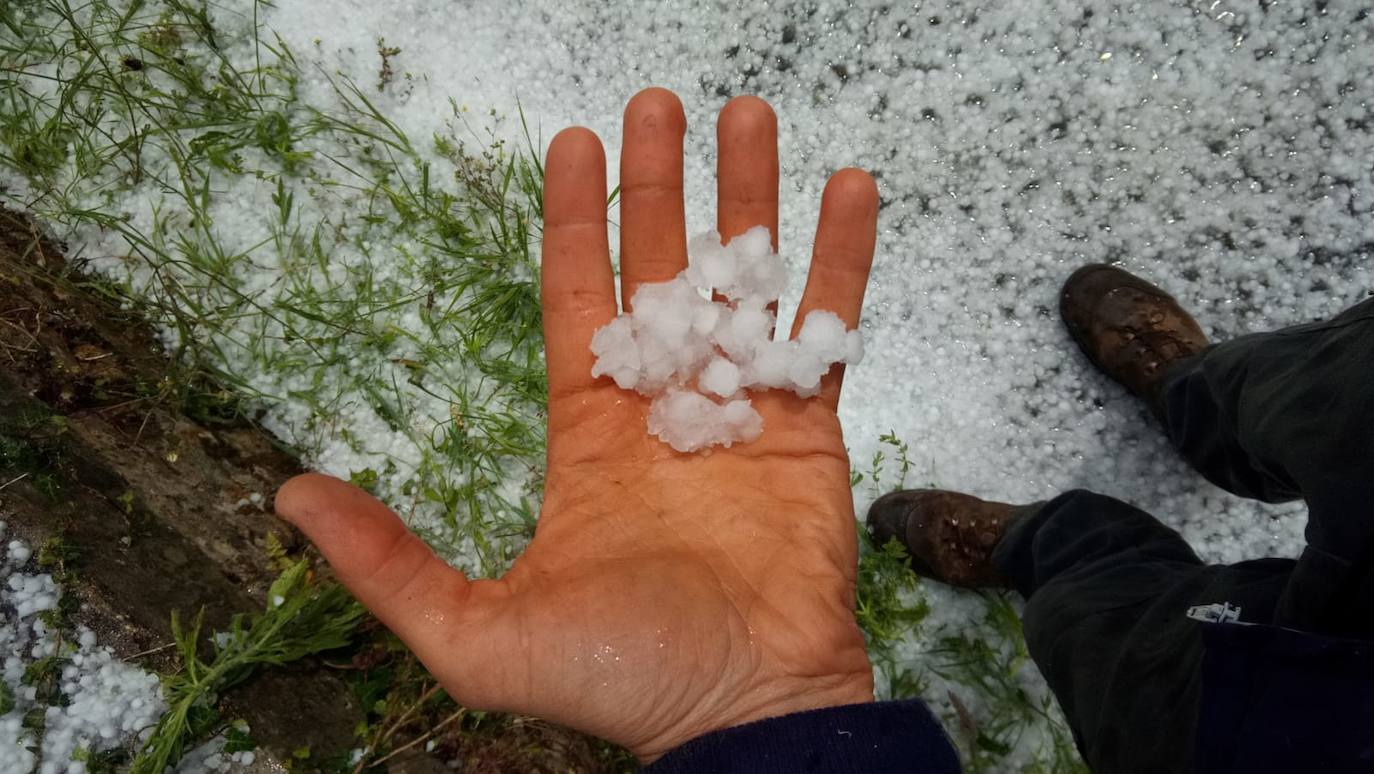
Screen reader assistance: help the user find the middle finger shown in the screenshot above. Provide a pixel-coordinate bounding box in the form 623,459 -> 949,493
716,96 -> 780,250
619,87 -> 689,310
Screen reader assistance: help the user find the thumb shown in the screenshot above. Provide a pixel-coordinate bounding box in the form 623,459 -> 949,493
274,473 -> 479,662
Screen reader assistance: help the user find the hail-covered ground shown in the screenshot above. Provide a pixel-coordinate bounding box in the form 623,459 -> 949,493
2,0 -> 1372,770
0,528 -> 164,773
260,0 -> 1373,562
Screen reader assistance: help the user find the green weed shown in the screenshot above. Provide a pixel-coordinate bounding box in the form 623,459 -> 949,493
856,530 -> 930,699
929,593 -> 1085,773
131,559 -> 365,774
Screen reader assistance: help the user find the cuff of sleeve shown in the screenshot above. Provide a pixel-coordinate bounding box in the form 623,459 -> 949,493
643,699 -> 961,774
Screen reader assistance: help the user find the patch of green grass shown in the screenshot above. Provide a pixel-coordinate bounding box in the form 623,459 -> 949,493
1,0 -> 547,573
929,593 -> 1085,773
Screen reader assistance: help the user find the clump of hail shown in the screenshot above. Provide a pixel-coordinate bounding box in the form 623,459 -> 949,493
590,227 -> 864,452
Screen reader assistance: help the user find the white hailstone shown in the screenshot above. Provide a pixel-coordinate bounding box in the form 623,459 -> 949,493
720,299 -> 774,359
633,279 -> 698,346
725,227 -> 787,301
590,229 -> 866,451
844,330 -> 865,365
589,316 -> 640,389
745,339 -> 794,389
685,227 -> 788,301
699,358 -> 742,397
8,541 -> 32,564
618,276 -> 719,393
691,302 -> 721,337
787,351 -> 829,396
685,232 -> 734,290
646,389 -> 763,452
797,311 -> 849,363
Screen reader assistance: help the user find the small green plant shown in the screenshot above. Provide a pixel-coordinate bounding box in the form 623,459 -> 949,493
71,745 -> 128,774
930,593 -> 1085,773
349,466 -> 380,493
375,37 -> 402,92
221,720 -> 257,754
855,529 -> 930,698
35,534 -> 81,632
876,430 -> 913,489
850,429 -> 914,494
131,560 -> 365,774
22,652 -> 70,707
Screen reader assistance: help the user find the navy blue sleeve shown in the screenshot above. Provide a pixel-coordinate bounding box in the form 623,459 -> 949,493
643,700 -> 962,773
1194,621 -> 1374,773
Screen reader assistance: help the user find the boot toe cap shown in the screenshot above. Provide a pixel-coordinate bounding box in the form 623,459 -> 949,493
866,490 -> 921,549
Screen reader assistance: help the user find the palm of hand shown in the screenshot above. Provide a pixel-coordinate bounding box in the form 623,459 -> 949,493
277,89 -> 880,761
485,386 -> 871,756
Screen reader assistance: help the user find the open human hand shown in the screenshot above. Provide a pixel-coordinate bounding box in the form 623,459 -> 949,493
276,87 -> 881,762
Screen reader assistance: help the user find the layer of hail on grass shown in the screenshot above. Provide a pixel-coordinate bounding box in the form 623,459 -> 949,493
0,1 -> 1082,770
0,0 -> 547,574
925,592 -> 1086,774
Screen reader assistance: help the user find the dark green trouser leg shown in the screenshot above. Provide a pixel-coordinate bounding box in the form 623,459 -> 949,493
1159,299 -> 1374,636
991,297 -> 1374,773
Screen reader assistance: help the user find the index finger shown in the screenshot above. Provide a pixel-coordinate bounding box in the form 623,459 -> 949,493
541,127 -> 618,401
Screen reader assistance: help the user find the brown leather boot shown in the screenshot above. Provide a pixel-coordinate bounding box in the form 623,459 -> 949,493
1060,264 -> 1210,411
866,489 -> 1025,588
